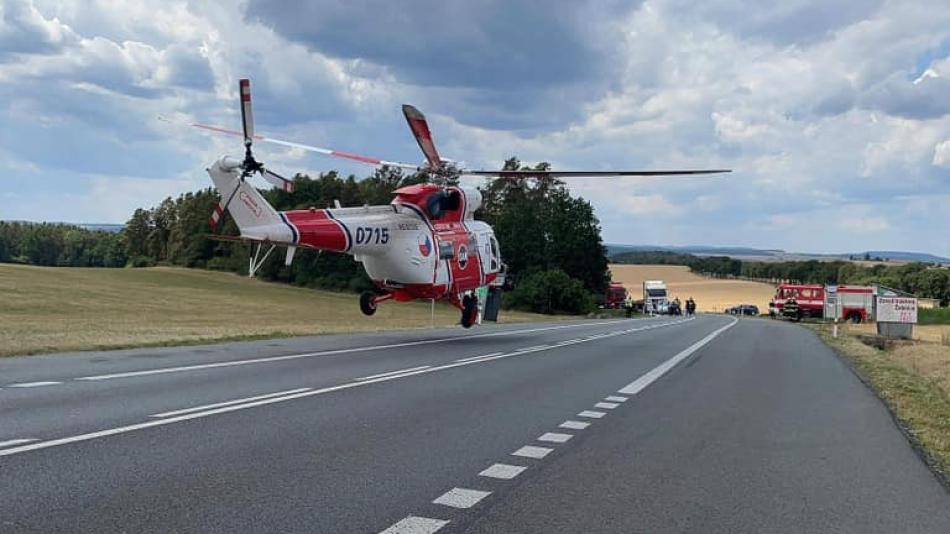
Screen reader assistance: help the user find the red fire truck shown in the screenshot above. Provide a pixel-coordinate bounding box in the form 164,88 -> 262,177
769,284 -> 874,322
605,282 -> 628,309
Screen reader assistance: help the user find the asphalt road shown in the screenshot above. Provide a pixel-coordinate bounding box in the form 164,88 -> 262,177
1,315 -> 948,533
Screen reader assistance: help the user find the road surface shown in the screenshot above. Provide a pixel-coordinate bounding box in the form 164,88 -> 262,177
1,315 -> 948,533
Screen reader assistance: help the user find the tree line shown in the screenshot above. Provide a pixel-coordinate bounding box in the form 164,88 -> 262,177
0,222 -> 127,267
1,161 -> 612,315
611,250 -> 950,305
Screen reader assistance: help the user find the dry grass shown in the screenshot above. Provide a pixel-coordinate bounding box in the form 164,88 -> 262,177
812,324 -> 950,479
609,264 -> 775,312
842,322 -> 950,345
0,264 -> 548,356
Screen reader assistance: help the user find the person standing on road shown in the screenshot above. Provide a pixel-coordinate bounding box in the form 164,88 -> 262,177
686,297 -> 696,316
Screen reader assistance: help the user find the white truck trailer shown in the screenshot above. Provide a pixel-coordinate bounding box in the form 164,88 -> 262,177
643,280 -> 669,314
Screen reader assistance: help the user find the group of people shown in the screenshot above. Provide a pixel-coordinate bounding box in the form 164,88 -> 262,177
670,297 -> 698,316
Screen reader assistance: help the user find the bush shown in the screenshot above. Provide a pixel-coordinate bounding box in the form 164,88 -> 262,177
128,255 -> 156,268
503,269 -> 595,315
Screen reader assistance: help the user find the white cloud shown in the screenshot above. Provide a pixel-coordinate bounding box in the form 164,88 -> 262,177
934,140 -> 950,167
0,0 -> 947,257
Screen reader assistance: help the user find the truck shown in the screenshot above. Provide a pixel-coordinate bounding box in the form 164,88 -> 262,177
643,280 -> 669,315
769,284 -> 874,322
605,282 -> 628,309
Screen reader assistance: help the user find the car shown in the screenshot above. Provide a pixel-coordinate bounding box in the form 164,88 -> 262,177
727,304 -> 759,316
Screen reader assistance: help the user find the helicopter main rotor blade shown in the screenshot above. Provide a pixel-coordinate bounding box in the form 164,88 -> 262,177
462,169 -> 731,178
178,120 -> 422,171
402,104 -> 442,170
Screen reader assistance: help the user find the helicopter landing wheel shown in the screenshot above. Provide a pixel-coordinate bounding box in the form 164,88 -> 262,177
359,291 -> 377,316
460,294 -> 478,328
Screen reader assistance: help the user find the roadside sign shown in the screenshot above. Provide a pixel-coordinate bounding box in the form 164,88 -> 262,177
876,296 -> 918,324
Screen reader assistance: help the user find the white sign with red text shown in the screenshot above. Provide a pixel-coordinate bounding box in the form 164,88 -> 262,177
877,297 -> 918,324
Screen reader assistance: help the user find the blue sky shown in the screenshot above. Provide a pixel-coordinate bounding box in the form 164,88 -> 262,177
0,0 -> 948,256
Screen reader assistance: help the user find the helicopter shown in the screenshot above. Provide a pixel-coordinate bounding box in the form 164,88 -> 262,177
182,79 -> 729,327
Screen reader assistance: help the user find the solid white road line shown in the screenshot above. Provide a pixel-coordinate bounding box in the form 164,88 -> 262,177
479,463 -> 527,480
379,515 -> 449,534
0,439 -> 37,448
7,381 -> 61,388
537,432 -> 573,443
619,317 -> 738,396
594,401 -> 620,409
577,410 -> 606,419
605,395 -> 628,402
432,487 -> 491,509
356,366 -> 431,381
454,352 -> 503,363
75,319 -> 648,382
512,445 -> 553,459
559,420 -> 590,430
0,318 -> 699,458
150,388 -> 312,418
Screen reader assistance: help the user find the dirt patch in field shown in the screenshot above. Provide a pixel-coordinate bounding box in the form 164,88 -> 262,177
609,264 -> 775,312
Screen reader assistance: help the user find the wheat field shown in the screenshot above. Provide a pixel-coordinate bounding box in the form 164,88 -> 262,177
609,264 -> 776,312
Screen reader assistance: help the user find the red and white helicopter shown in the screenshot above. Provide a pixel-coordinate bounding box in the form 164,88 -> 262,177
182,79 -> 728,327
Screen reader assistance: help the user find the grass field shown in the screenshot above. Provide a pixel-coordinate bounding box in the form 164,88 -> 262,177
0,264 -> 548,357
609,264 -> 775,312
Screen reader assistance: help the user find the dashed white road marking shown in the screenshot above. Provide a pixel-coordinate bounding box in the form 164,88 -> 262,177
538,432 -> 573,443
432,487 -> 491,509
479,463 -> 527,480
559,420 -> 590,430
75,319 -> 650,382
7,381 -> 61,388
0,439 -> 37,448
379,515 -> 449,534
619,318 -> 737,396
578,410 -> 606,419
454,352 -> 502,363
594,401 -> 620,409
512,445 -> 553,459
150,388 -> 312,418
357,366 -> 431,381
605,395 -> 628,403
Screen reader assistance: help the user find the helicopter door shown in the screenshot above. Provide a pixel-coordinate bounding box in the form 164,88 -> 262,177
478,232 -> 500,274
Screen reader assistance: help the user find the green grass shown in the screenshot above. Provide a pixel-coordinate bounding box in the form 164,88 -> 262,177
0,264 -> 555,357
920,307 -> 950,325
811,324 -> 950,481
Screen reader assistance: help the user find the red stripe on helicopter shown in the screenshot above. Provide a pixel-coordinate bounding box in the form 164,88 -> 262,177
330,150 -> 382,165
282,210 -> 349,252
192,123 -> 264,140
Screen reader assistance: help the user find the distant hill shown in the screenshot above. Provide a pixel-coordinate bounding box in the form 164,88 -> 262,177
606,244 -> 950,264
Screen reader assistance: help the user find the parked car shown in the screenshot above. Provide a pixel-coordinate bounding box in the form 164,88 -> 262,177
728,304 -> 759,316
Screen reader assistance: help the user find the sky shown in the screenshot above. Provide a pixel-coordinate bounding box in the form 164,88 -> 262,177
0,0 -> 948,256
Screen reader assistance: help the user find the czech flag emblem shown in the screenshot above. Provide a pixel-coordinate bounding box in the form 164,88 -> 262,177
419,234 -> 432,257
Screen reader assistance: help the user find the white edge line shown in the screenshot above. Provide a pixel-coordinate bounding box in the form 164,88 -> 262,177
7,381 -> 62,388
454,352 -> 503,363
356,366 -> 431,381
150,388 -> 313,418
0,438 -> 37,448
618,317 -> 737,396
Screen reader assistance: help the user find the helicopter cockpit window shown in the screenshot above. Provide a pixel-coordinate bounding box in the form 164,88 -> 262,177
425,190 -> 462,220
